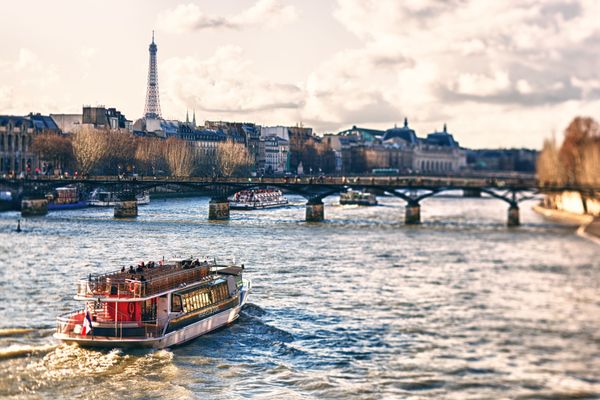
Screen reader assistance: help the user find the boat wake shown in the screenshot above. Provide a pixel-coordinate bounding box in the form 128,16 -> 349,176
0,327 -> 54,338
0,343 -> 57,360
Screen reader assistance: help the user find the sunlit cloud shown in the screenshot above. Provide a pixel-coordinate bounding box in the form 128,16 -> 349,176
158,0 -> 298,34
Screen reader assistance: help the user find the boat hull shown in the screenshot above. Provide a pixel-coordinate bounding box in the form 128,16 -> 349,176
48,200 -> 88,211
339,199 -> 378,206
230,200 -> 288,210
54,305 -> 241,349
88,194 -> 150,207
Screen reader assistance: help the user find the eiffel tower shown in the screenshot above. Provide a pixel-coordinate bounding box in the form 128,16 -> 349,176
144,31 -> 162,119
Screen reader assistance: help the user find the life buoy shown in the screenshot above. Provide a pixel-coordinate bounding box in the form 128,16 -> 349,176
128,302 -> 135,319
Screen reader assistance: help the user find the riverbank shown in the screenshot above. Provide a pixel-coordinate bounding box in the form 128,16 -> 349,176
533,204 -> 600,244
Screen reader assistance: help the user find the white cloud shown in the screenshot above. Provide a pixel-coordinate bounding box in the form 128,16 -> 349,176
158,0 -> 298,34
0,48 -> 67,114
161,46 -> 303,123
453,71 -> 511,97
318,0 -> 600,146
516,79 -> 533,95
158,0 -> 600,147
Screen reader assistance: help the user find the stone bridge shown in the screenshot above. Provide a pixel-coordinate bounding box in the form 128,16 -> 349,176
1,174 -> 596,226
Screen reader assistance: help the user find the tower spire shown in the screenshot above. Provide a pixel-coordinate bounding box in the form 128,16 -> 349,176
144,31 -> 162,119
192,110 -> 196,127
186,109 -> 189,124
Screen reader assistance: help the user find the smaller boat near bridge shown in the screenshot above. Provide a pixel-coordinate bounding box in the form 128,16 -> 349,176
88,188 -> 150,207
339,189 -> 378,206
47,186 -> 88,210
229,188 -> 288,210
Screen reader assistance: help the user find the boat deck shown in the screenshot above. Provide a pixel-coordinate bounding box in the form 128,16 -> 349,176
77,260 -> 236,299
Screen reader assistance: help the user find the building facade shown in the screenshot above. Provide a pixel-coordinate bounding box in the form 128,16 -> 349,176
0,114 -> 61,174
262,135 -> 289,174
330,119 -> 467,174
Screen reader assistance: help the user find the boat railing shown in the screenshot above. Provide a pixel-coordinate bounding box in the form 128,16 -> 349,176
56,310 -> 167,339
76,264 -> 216,298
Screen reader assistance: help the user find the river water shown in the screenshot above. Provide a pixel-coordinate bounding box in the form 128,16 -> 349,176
0,195 -> 598,399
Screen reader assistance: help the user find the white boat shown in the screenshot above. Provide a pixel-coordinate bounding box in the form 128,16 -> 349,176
88,189 -> 150,207
54,257 -> 251,349
229,188 -> 288,210
340,190 -> 378,206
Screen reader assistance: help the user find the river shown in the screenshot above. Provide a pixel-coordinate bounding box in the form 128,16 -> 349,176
0,195 -> 598,399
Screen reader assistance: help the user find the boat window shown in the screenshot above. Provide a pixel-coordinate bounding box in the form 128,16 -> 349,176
171,294 -> 182,312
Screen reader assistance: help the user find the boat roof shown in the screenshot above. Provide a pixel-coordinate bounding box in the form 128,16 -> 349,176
76,259 -> 242,301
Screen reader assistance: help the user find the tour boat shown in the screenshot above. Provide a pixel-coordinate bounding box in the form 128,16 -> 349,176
88,188 -> 150,207
54,258 -> 251,349
47,186 -> 88,210
339,190 -> 378,206
228,188 -> 288,210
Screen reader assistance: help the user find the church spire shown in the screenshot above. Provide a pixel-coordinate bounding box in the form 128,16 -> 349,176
186,109 -> 189,124
192,110 -> 196,127
443,123 -> 447,133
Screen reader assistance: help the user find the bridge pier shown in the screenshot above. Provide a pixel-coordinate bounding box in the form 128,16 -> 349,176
306,199 -> 324,222
114,200 -> 138,218
507,204 -> 520,227
21,198 -> 48,217
405,201 -> 421,225
208,198 -> 230,220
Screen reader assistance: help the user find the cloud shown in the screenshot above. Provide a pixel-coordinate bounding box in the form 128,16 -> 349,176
317,0 -> 600,146
0,48 -> 68,114
155,0 -> 600,147
158,0 -> 297,34
161,46 -> 303,123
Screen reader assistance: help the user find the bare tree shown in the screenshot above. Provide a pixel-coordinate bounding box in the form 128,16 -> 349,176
536,138 -> 565,185
31,131 -> 75,172
559,117 -> 600,183
136,137 -> 165,176
579,143 -> 600,186
71,126 -> 109,175
100,131 -> 138,174
537,116 -> 600,186
216,140 -> 253,177
162,137 -> 198,177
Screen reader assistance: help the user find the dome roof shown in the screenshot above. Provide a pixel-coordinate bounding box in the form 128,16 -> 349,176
426,124 -> 459,147
383,118 -> 418,145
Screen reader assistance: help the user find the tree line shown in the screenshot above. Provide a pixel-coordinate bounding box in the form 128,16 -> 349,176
537,116 -> 600,186
31,127 -> 254,177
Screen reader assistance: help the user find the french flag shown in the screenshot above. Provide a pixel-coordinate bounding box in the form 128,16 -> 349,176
81,310 -> 93,336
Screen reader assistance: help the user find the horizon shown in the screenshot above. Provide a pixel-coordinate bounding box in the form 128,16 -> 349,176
1,0 -> 599,149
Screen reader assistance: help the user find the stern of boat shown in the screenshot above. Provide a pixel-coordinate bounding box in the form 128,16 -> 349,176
240,278 -> 251,307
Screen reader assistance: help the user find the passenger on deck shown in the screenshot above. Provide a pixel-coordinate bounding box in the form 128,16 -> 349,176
129,265 -> 135,274
193,259 -> 200,267
121,266 -> 125,273
139,275 -> 147,293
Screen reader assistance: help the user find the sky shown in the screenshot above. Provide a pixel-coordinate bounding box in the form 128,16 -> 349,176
1,0 -> 599,149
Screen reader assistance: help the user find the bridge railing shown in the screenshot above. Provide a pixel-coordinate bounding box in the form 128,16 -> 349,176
3,174 -> 600,192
